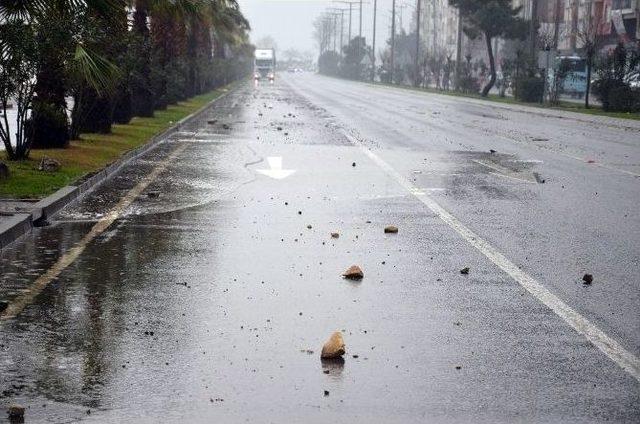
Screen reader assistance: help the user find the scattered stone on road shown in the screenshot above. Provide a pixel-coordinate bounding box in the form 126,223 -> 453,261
324,390 -> 330,396
384,225 -> 399,234
7,404 -> 25,419
342,265 -> 364,280
583,274 -> 594,285
147,191 -> 161,198
321,331 -> 345,359
460,267 -> 470,275
38,156 -> 61,172
330,232 -> 339,238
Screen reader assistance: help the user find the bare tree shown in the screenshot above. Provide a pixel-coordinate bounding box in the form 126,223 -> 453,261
575,2 -> 603,109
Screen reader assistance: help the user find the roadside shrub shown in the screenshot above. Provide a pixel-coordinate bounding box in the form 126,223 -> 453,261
606,86 -> 640,112
516,77 -> 544,102
592,42 -> 640,112
318,51 -> 340,76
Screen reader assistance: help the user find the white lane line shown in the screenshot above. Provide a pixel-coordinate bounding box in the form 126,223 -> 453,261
0,143 -> 189,321
343,131 -> 640,382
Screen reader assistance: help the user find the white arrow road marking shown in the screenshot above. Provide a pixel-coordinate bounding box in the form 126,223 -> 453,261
342,131 -> 640,382
256,157 -> 296,180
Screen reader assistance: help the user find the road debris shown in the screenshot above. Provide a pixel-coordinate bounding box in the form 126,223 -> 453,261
147,191 -> 161,198
460,267 -> 470,275
38,156 -> 61,172
321,331 -> 345,359
7,404 -> 25,420
384,225 -> 399,234
342,265 -> 364,280
324,390 -> 330,396
582,274 -> 593,285
331,232 -> 340,238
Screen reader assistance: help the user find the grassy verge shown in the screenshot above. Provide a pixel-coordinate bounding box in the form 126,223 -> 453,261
0,88 -> 226,199
364,80 -> 640,121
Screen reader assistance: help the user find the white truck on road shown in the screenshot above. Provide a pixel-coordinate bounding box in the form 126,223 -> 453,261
254,48 -> 276,81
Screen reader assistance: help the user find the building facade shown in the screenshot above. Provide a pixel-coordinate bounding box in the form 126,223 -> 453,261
419,0 -> 639,66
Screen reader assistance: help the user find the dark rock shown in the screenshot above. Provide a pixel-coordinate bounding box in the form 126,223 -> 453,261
0,301 -> 8,313
33,219 -> 50,228
352,162 -> 356,167
384,225 -> 398,234
330,232 -> 339,238
460,267 -> 470,275
38,156 -> 61,172
324,390 -> 330,396
582,274 -> 593,285
7,404 -> 25,419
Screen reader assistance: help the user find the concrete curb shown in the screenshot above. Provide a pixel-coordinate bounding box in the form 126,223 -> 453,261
0,85 -> 236,250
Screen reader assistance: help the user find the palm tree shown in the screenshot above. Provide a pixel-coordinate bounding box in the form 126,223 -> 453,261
1,0 -> 122,148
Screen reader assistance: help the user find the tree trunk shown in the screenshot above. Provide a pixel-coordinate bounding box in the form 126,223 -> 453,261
77,88 -> 113,134
585,54 -> 592,109
131,0 -> 155,117
30,19 -> 70,149
481,33 -> 497,97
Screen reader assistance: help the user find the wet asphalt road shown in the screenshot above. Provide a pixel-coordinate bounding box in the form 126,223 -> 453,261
1,74 -> 639,423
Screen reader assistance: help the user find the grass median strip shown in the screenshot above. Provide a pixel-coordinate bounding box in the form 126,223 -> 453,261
0,88 -> 225,199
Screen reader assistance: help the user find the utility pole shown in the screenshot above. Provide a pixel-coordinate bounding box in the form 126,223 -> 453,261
340,10 -> 345,56
372,0 -> 377,81
359,0 -> 363,42
332,13 -> 338,52
391,0 -> 396,83
415,0 -> 421,87
334,1 -> 362,47
529,0 -> 538,58
553,0 -> 561,49
327,9 -> 347,54
455,8 -> 463,90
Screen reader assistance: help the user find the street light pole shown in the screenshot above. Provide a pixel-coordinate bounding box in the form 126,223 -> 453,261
391,0 -> 396,83
529,0 -> 538,58
372,0 -> 377,81
359,0 -> 363,62
415,0 -> 421,87
349,4 -> 353,44
333,13 -> 338,52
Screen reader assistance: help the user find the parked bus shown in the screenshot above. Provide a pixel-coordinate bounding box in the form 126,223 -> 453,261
549,56 -> 588,98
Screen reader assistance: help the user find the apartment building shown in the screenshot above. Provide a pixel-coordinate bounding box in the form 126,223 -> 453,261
419,0 -> 639,65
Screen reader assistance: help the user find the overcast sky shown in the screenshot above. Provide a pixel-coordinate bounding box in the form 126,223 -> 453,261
237,0 -> 411,55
